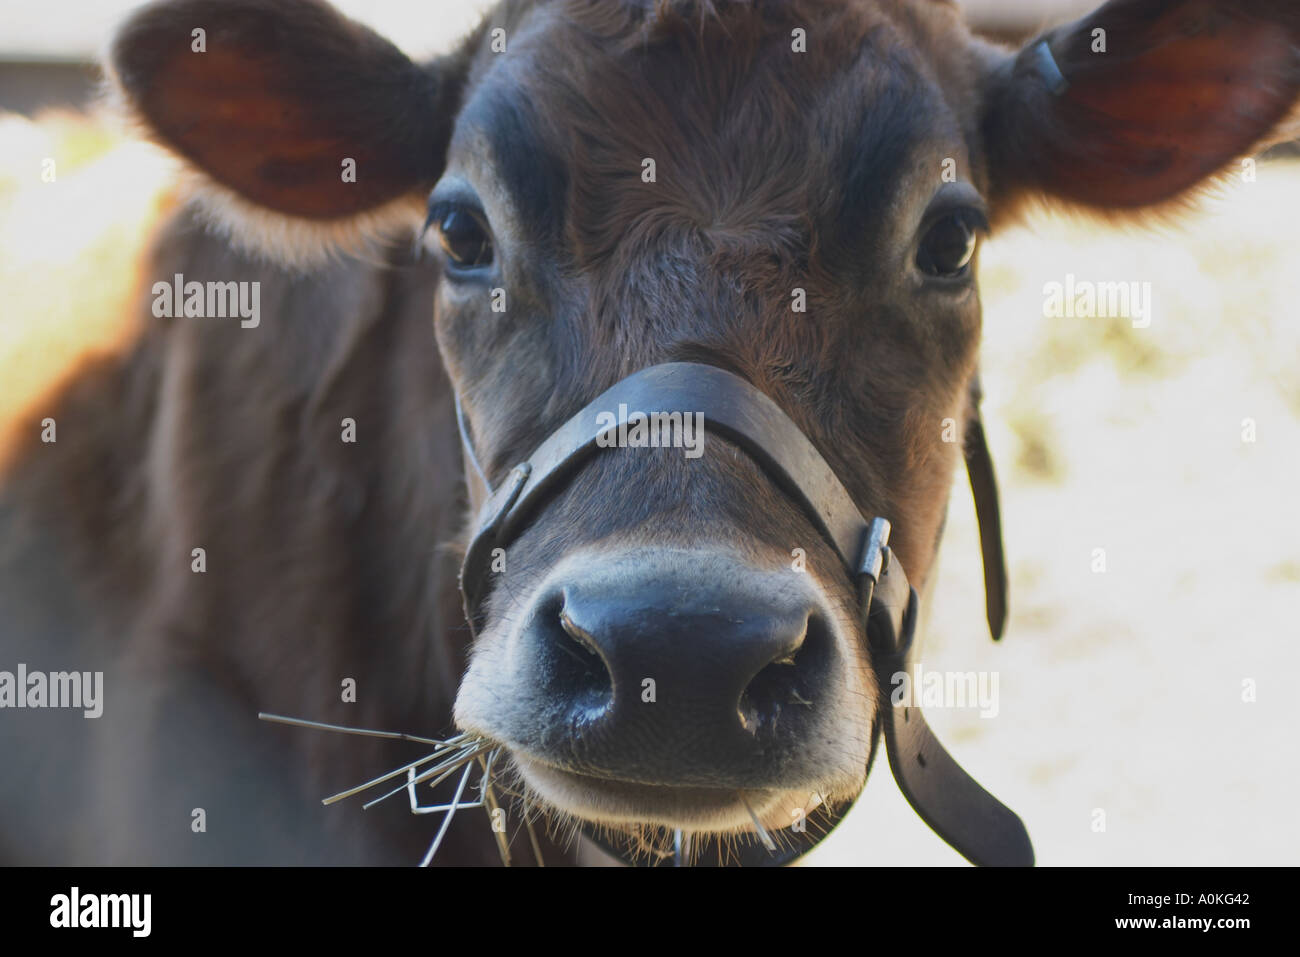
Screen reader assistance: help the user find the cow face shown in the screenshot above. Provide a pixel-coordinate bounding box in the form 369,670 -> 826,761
433,2 -> 991,840
112,0 -> 1300,855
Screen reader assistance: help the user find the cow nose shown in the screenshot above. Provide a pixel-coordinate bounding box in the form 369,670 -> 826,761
525,559 -> 835,783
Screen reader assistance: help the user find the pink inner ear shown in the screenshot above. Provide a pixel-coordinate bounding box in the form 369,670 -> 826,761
1071,29 -> 1295,143
991,5 -> 1300,211
137,46 -> 423,220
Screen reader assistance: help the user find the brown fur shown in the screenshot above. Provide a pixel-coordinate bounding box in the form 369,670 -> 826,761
2,0 -> 1298,864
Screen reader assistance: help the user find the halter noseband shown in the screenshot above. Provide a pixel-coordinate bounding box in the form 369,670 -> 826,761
455,361 -> 1033,867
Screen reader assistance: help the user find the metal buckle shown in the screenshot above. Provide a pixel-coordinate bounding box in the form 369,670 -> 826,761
1029,39 -> 1068,95
856,516 -> 891,584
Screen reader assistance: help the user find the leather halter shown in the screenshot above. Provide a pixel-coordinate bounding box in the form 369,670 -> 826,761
455,362 -> 1033,867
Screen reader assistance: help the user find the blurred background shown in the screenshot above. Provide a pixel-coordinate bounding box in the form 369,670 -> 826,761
2,0 -> 1297,865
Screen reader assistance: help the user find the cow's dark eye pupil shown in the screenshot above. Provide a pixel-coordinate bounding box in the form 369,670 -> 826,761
436,209 -> 493,268
917,213 -> 977,278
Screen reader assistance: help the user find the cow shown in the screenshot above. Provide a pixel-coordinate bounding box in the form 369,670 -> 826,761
1,0 -> 1297,866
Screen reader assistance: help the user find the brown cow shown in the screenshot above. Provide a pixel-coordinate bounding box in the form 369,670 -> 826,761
1,0 -> 1297,865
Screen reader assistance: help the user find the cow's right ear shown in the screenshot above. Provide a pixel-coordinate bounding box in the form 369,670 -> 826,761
979,0 -> 1300,218
109,0 -> 470,240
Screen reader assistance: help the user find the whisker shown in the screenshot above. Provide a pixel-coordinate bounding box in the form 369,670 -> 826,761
673,828 -> 693,867
739,794 -> 777,853
523,800 -> 546,867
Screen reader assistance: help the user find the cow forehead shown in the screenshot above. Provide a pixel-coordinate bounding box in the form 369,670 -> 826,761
447,0 -> 973,252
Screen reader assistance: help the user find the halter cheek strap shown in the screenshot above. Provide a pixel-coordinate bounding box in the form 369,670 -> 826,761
455,362 -> 1032,866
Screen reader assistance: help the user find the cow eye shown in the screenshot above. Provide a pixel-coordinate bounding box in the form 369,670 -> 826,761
427,202 -> 494,271
916,211 -> 979,279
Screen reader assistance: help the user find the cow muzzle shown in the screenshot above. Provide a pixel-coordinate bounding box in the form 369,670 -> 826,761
457,544 -> 872,833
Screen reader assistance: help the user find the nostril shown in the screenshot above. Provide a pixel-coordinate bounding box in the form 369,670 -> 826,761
539,590 -> 612,726
559,606 -> 601,659
738,613 -> 831,737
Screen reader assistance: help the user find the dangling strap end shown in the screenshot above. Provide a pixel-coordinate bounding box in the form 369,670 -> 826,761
965,409 -> 1008,642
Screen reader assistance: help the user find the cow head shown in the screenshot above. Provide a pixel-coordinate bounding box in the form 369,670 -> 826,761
111,0 -> 1300,862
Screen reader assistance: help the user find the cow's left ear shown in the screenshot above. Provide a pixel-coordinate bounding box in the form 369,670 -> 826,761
979,0 -> 1300,215
109,0 -> 470,222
